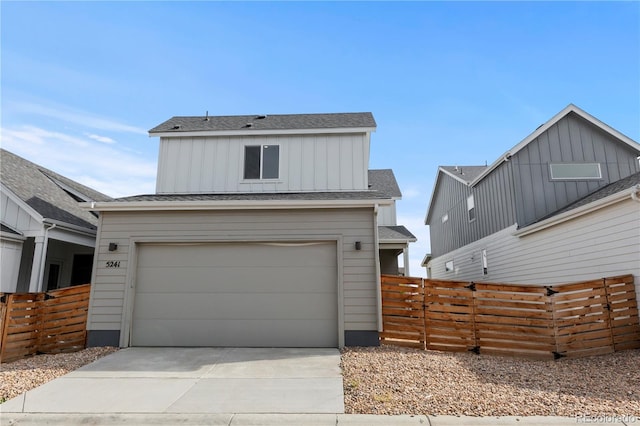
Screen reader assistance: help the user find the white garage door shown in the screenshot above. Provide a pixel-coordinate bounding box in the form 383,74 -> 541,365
131,242 -> 338,347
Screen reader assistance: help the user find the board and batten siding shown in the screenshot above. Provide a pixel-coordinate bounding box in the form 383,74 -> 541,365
156,133 -> 370,193
87,208 -> 378,345
511,112 -> 640,227
427,164 -> 516,258
1,191 -> 41,234
428,197 -> 640,308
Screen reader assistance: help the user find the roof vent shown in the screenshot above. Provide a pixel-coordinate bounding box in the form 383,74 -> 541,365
245,123 -> 253,128
204,111 -> 209,121
256,115 -> 267,119
172,125 -> 181,130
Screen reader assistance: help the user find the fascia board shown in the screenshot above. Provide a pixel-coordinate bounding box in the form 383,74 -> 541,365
42,218 -> 97,237
513,188 -> 633,237
150,126 -> 376,138
470,104 -> 640,187
0,183 -> 44,223
82,198 -> 394,212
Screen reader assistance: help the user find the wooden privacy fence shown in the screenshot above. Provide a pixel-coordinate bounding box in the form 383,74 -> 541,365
380,274 -> 640,359
0,284 -> 91,363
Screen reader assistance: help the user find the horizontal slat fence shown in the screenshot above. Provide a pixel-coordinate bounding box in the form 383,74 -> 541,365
0,284 -> 91,363
380,275 -> 424,348
380,274 -> 640,359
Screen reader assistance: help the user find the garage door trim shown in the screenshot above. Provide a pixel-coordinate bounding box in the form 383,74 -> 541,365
119,236 -> 345,348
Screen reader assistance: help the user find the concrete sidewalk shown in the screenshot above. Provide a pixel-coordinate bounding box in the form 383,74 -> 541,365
1,413 -> 630,425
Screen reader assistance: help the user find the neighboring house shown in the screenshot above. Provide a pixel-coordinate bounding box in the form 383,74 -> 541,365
423,104 -> 640,297
85,112 -> 415,348
0,149 -> 111,293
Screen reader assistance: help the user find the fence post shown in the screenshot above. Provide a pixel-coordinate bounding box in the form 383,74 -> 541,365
602,278 -> 616,351
468,282 -> 479,354
0,294 -> 13,361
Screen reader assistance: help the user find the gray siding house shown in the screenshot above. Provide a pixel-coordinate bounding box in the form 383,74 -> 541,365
0,149 -> 111,293
86,112 -> 415,348
424,104 -> 640,292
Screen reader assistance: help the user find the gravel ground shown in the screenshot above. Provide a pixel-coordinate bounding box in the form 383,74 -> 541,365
341,346 -> 640,416
0,347 -> 118,403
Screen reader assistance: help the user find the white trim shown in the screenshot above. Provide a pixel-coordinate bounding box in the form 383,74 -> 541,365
1,183 -> 44,223
0,230 -> 26,242
514,187 -> 634,237
84,198 -> 393,212
150,126 -> 376,138
373,204 -> 383,332
439,167 -> 474,185
471,104 -> 640,187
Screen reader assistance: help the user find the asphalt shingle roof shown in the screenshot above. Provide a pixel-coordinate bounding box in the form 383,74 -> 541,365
368,169 -> 402,198
115,191 -> 391,202
547,171 -> 640,219
440,165 -> 488,184
0,149 -> 112,230
149,112 -> 376,134
378,225 -> 417,242
115,169 -> 402,203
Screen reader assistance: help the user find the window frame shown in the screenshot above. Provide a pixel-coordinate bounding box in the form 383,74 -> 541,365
445,260 -> 454,272
549,163 -> 602,180
441,213 -> 449,223
481,249 -> 488,276
467,194 -> 476,222
243,144 -> 280,180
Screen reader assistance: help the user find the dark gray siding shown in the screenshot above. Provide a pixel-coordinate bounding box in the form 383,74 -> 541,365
428,166 -> 516,257
512,112 -> 640,227
428,111 -> 640,257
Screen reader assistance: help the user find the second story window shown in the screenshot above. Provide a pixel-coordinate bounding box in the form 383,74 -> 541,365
467,194 -> 476,222
244,145 -> 279,180
549,163 -> 602,180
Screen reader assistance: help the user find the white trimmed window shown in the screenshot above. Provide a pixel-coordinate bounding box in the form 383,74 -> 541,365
441,213 -> 449,223
467,194 -> 476,222
482,249 -> 488,276
244,145 -> 279,179
549,163 -> 601,180
445,260 -> 454,272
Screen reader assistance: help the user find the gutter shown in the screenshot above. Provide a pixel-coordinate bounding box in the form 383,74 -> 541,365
43,218 -> 97,237
82,198 -> 393,212
514,186 -> 636,237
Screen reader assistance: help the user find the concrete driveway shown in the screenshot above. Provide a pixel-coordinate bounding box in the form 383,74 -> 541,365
2,347 -> 344,414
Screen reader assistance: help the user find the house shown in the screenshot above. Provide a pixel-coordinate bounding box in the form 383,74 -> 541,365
85,112 -> 416,348
0,149 -> 111,293
423,104 -> 640,295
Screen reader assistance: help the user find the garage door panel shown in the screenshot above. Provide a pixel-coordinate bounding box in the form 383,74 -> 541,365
134,292 -> 337,321
136,266 -> 336,294
132,242 -> 338,347
133,319 -> 337,347
137,243 -> 335,268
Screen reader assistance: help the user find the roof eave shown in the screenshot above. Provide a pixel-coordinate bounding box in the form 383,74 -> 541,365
82,198 -> 393,212
149,126 -> 376,138
513,185 -> 639,237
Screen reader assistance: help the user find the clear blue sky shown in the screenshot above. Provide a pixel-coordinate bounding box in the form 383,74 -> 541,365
2,1 -> 639,276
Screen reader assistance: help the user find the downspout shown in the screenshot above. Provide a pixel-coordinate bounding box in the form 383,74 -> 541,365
373,204 -> 383,332
631,184 -> 640,203
36,223 -> 57,291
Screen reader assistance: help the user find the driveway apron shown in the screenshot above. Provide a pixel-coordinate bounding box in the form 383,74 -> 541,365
1,347 -> 345,414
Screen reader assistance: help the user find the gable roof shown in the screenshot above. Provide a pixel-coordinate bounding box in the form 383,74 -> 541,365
368,169 -> 402,198
0,149 -> 111,230
470,104 -> 640,187
425,104 -> 640,224
149,112 -> 376,134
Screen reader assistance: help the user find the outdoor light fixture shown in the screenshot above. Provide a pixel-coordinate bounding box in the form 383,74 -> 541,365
355,241 -> 362,251
108,243 -> 118,252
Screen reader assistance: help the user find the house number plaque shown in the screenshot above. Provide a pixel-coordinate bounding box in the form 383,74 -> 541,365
106,261 -> 121,268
